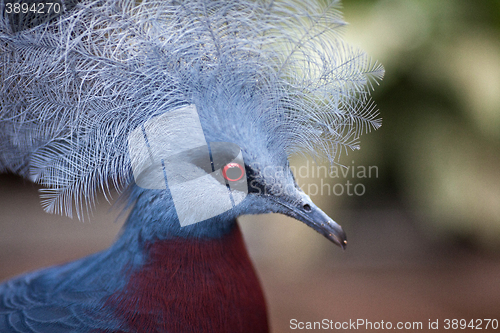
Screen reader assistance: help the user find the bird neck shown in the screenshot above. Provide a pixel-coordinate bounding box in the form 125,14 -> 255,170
103,196 -> 269,332
119,188 -> 237,242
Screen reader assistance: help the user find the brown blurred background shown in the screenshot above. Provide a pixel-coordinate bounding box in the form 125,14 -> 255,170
1,0 -> 500,332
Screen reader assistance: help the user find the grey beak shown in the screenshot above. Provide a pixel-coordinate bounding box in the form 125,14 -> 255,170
302,204 -> 347,249
271,194 -> 347,249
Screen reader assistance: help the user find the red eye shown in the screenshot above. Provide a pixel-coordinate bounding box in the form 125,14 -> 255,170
222,163 -> 244,182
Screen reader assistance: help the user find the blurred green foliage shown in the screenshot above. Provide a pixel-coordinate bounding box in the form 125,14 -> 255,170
340,0 -> 500,249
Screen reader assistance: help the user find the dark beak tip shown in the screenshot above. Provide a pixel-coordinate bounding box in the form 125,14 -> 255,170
328,229 -> 347,250
334,236 -> 347,250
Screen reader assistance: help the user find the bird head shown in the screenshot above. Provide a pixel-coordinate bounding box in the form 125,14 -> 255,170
198,100 -> 348,248
2,1 -> 383,248
239,155 -> 348,249
126,90 -> 350,246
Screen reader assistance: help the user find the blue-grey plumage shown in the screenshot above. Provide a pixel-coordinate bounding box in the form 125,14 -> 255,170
0,245 -> 132,332
0,0 -> 383,331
